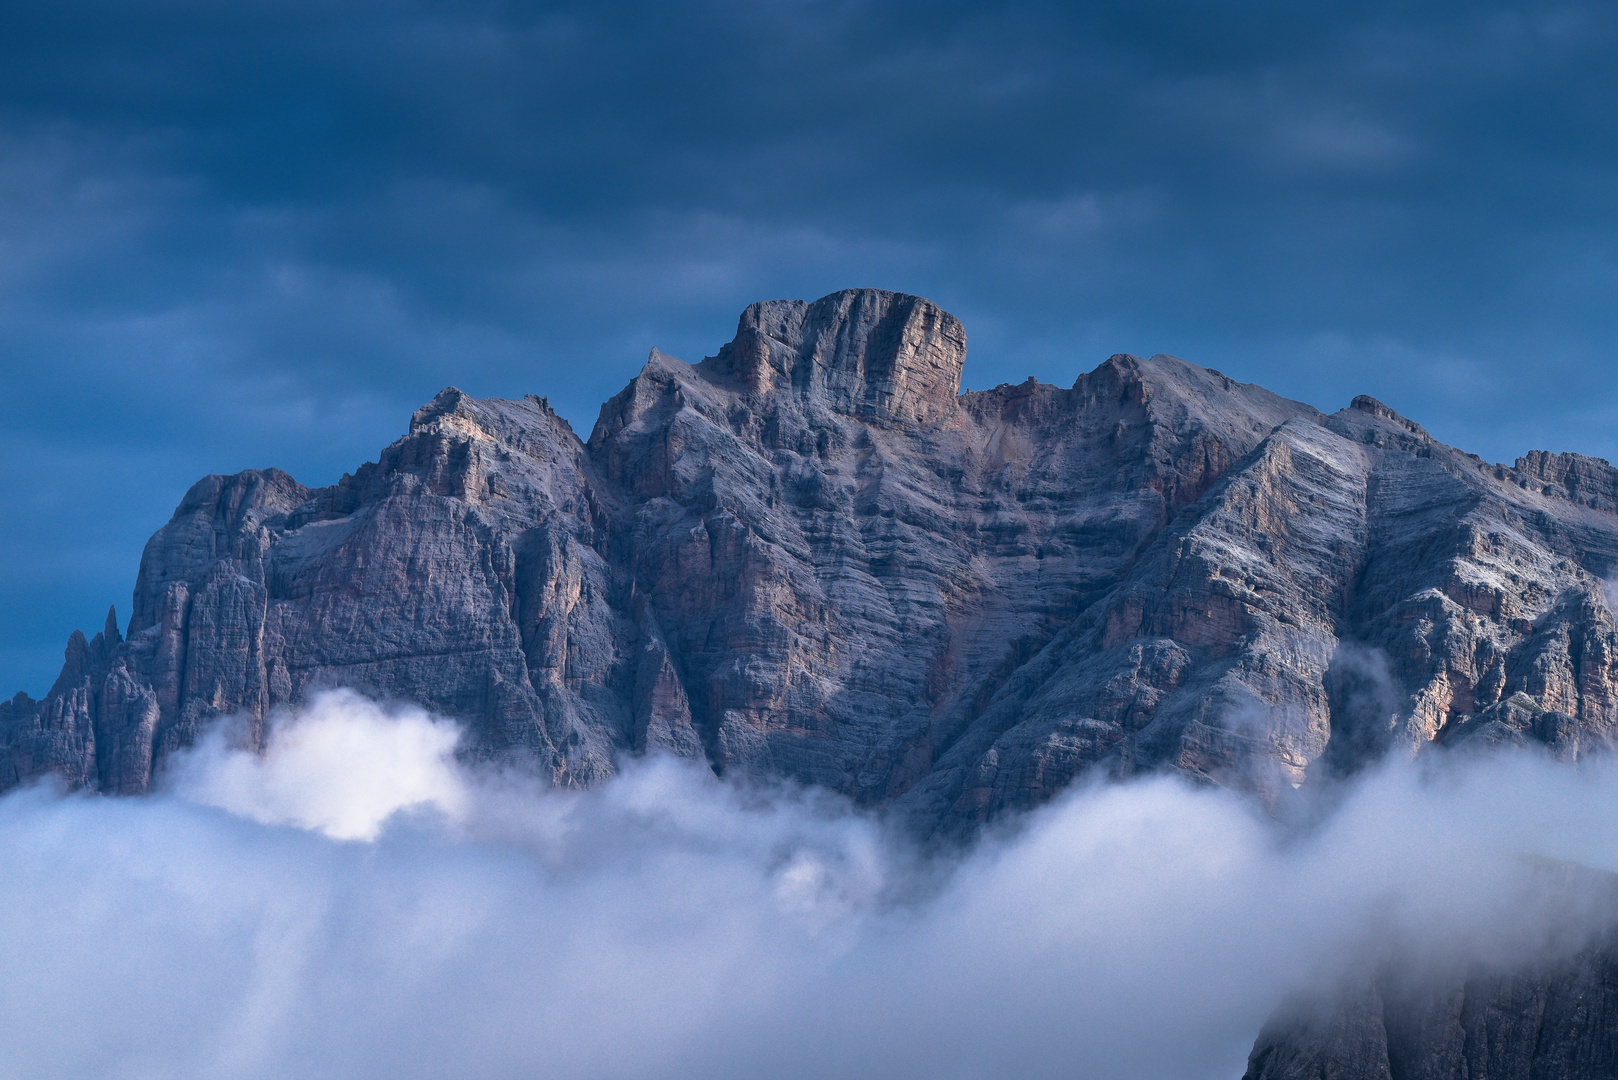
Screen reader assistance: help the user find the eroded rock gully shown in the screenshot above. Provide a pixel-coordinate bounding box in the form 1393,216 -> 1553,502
8,288 -> 1618,839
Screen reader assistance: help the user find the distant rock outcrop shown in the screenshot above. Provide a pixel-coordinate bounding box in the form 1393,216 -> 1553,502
8,288 -> 1618,837
1245,863 -> 1618,1080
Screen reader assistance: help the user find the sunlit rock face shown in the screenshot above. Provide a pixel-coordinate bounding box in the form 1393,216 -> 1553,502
9,288 -> 1618,835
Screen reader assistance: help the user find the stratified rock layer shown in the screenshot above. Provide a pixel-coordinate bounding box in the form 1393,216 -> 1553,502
9,288 -> 1618,835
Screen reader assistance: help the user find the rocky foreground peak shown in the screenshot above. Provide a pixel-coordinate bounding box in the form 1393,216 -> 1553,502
7,289 -> 1618,837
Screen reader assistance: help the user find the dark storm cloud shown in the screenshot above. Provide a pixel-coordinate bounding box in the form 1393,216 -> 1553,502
3,0 -> 1617,690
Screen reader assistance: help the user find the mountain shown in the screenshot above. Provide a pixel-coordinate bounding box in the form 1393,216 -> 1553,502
7,288 -> 1618,837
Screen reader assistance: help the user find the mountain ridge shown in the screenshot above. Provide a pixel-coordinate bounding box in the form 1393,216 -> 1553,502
6,288 -> 1618,837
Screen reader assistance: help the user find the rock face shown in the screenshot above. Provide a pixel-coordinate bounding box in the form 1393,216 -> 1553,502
8,288 -> 1618,836
1245,954 -> 1618,1080
1244,865 -> 1618,1080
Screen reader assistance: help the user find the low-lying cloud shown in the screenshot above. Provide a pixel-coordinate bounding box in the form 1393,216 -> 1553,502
168,691 -> 470,840
4,692 -> 1618,1079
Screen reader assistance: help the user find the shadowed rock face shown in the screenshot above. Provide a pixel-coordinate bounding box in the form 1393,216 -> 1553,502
1244,865 -> 1618,1080
8,288 -> 1618,836
1245,957 -> 1618,1080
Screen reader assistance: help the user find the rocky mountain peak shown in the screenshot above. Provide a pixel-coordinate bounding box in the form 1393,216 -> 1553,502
409,386 -> 475,431
405,385 -> 525,449
1349,393 -> 1430,439
1514,449 -> 1618,513
698,288 -> 965,423
12,287 -> 1618,841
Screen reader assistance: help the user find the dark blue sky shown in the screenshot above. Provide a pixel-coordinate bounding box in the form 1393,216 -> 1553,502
3,0 -> 1615,694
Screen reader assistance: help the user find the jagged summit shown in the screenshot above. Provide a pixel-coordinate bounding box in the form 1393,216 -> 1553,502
698,288 -> 964,423
6,288 -> 1618,836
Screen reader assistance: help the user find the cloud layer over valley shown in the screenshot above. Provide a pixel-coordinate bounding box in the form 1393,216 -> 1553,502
4,692 -> 1618,1079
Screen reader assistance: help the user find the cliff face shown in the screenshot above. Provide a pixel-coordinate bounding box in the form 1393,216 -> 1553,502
8,288 -> 1618,836
1245,953 -> 1618,1080
1244,865 -> 1618,1080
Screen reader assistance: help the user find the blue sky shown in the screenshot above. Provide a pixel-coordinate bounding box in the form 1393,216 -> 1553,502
3,0 -> 1616,694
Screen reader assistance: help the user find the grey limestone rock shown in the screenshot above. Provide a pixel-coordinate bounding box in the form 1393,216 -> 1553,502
8,288 -> 1618,838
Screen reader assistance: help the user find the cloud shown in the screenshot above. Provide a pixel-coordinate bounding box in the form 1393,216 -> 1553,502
3,690 -> 1618,1079
167,690 -> 468,840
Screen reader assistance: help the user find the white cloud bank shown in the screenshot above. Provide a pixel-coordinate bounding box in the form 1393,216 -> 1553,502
3,691 -> 1618,1080
167,691 -> 470,840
